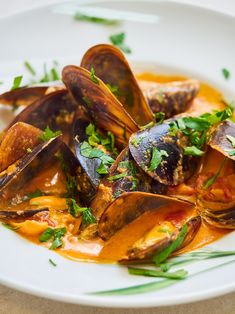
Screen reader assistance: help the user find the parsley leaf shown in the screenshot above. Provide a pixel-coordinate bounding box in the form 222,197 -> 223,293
67,199 -> 96,226
90,67 -> 99,84
184,146 -> 204,156
11,75 -> 23,90
108,172 -> 128,181
153,224 -> 188,267
222,68 -> 230,80
182,117 -> 210,131
155,112 -> 165,124
148,148 -> 168,172
106,83 -> 119,96
26,189 -> 44,200
39,126 -> 62,142
109,32 -> 131,54
227,135 -> 235,147
39,227 -> 66,250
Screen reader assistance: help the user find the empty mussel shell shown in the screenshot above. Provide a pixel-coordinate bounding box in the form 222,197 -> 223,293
81,44 -> 154,126
62,65 -> 138,147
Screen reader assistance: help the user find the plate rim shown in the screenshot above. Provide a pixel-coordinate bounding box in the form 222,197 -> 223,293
0,0 -> 235,308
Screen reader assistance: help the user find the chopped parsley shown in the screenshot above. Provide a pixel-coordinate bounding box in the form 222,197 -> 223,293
203,157 -> 227,189
39,227 -> 67,250
184,146 -> 205,156
39,126 -> 62,142
155,112 -> 165,124
67,198 -> 96,227
108,172 -> 128,181
74,13 -> 119,25
222,68 -> 230,80
148,148 -> 168,172
90,67 -> 99,84
11,75 -> 23,90
106,83 -> 119,96
130,136 -> 144,148
109,32 -> 131,54
51,67 -> 60,81
26,189 -> 44,200
24,61 -> 36,76
49,259 -> 57,267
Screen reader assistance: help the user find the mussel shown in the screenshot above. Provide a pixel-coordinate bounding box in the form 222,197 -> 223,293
129,122 -> 197,185
208,120 -> 235,160
139,79 -> 200,117
0,208 -> 49,221
8,89 -> 77,144
81,44 -> 154,126
107,147 -> 167,198
62,65 -> 138,148
0,122 -> 41,173
0,134 -> 62,195
121,215 -> 201,263
98,192 -> 194,240
0,86 -> 48,107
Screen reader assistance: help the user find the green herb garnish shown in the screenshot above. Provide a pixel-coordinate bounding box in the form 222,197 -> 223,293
26,189 -> 44,200
106,83 -> 119,96
51,67 -> 60,81
11,75 -> 23,90
74,13 -> 119,25
184,146 -> 205,156
24,61 -> 36,76
203,157 -> 227,189
39,227 -> 67,250
2,223 -> 20,231
90,67 -> 99,85
108,172 -> 128,181
226,134 -> 235,156
128,268 -> 187,280
222,68 -> 230,80
130,136 -> 144,148
39,126 -> 62,142
67,198 -> 96,226
153,224 -> 187,267
49,259 -> 57,267
109,32 -> 131,54
155,112 -> 165,124
148,148 -> 168,171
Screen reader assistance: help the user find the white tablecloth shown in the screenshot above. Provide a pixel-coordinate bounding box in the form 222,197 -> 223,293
0,0 -> 235,313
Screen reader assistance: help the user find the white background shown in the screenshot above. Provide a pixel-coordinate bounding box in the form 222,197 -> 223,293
0,0 -> 234,313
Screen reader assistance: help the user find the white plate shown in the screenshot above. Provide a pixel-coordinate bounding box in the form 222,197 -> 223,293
0,0 -> 235,308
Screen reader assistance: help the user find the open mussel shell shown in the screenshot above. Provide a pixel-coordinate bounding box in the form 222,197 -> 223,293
0,86 -> 48,107
81,44 -> 154,126
73,119 -> 101,189
208,120 -> 235,160
0,208 -> 48,221
60,142 -> 97,205
62,65 -> 138,148
108,148 -> 167,198
197,198 -> 235,229
98,192 -> 193,240
0,122 -> 41,173
120,215 -> 201,263
129,123 -> 196,185
8,89 -> 77,144
139,79 -> 200,118
0,136 -> 62,195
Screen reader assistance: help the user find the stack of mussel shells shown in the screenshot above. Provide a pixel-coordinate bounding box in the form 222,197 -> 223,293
0,44 -> 234,263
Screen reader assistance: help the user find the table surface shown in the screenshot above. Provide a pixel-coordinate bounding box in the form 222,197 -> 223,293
0,0 -> 235,313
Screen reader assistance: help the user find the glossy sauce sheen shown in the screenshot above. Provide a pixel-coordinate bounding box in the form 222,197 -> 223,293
14,73 -> 230,263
